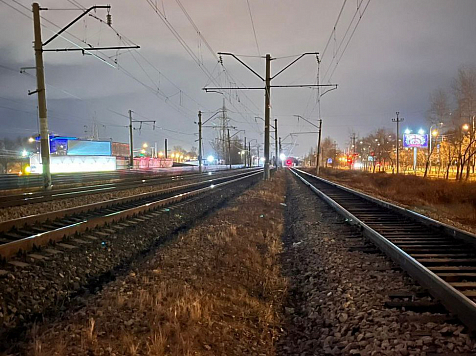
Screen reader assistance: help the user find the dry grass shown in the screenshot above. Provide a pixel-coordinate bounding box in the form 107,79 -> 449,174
28,172 -> 287,355
312,168 -> 476,229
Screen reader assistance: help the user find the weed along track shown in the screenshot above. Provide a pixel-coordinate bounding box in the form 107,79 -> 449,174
281,169 -> 476,355
6,168 -> 476,355
22,172 -> 287,355
0,170 -> 263,353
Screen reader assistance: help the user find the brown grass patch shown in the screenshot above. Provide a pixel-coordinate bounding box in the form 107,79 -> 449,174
27,172 -> 287,355
310,168 -> 476,230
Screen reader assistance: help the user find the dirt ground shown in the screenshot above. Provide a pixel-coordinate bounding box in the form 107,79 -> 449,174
309,168 -> 476,234
27,172 -> 287,356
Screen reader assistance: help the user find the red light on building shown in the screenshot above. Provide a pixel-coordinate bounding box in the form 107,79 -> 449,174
286,159 -> 293,166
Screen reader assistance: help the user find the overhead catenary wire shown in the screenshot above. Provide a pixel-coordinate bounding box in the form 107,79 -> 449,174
245,0 -> 261,56
322,0 -> 371,83
66,0 -> 207,118
144,0 -> 263,136
326,0 -> 371,82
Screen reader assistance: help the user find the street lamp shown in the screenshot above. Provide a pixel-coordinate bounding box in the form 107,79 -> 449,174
463,123 -> 470,131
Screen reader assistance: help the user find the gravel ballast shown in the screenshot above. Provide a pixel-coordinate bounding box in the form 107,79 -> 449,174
278,171 -> 476,355
23,172 -> 286,355
0,173 -> 260,353
0,172 -> 239,223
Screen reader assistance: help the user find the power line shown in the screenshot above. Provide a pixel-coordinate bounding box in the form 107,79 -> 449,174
144,0 -> 263,135
245,0 -> 261,56
326,0 -> 372,82
320,0 -> 348,62
322,0 -> 371,83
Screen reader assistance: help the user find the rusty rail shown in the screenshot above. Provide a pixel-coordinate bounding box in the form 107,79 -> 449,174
0,170 -> 261,259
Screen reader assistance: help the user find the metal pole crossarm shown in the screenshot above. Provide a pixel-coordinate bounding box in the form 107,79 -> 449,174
270,84 -> 336,88
42,5 -> 111,47
271,52 -> 319,80
229,129 -> 245,139
255,116 -> 275,129
202,110 -> 223,125
43,46 -> 140,52
204,87 -> 264,91
321,85 -> 339,97
204,84 -> 335,91
289,131 -> 320,134
294,115 -> 320,129
217,52 -> 265,81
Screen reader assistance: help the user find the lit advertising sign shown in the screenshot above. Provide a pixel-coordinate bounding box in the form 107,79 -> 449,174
67,140 -> 112,156
403,134 -> 428,148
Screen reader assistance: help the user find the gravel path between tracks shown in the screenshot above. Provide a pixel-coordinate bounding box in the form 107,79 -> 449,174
277,171 -> 476,356
0,173 -> 261,354
0,176 -> 216,223
22,172 -> 286,355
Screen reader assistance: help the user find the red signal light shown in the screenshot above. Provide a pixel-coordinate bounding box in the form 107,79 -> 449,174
286,159 -> 293,166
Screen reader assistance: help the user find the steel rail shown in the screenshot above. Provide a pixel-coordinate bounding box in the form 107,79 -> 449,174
0,170 -> 262,259
290,168 -> 476,333
0,165 -> 245,191
0,170 -> 258,233
0,168 -> 260,208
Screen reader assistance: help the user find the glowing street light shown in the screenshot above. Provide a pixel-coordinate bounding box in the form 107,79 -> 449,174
142,143 -> 148,148
418,129 -> 425,135
21,149 -> 28,157
207,155 -> 215,163
463,123 -> 470,131
279,153 -> 286,161
158,151 -> 164,157
404,128 -> 411,134
431,130 -> 438,137
28,137 -> 35,143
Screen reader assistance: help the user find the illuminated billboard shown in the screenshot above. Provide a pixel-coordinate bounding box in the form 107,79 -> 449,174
403,134 -> 428,148
30,154 -> 116,173
67,140 -> 112,156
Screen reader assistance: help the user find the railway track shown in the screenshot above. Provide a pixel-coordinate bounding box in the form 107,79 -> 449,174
0,168 -> 259,208
0,169 -> 262,259
0,165 -> 245,191
291,168 -> 476,332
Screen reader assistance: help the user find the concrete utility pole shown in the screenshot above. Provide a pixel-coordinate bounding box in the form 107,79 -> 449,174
129,110 -> 134,168
274,118 -> 278,169
279,137 -> 282,168
198,110 -> 202,173
32,3 -> 51,189
31,3 -> 139,188
248,142 -> 251,167
206,52 -> 336,181
165,138 -> 168,159
392,112 -> 404,174
227,128 -> 231,169
128,110 -> 155,169
244,136 -> 247,167
316,119 -> 323,175
264,54 -> 271,179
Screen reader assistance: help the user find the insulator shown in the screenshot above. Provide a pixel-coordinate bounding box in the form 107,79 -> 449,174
106,13 -> 112,26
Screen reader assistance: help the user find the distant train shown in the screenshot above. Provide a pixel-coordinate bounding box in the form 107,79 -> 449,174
284,157 -> 299,167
